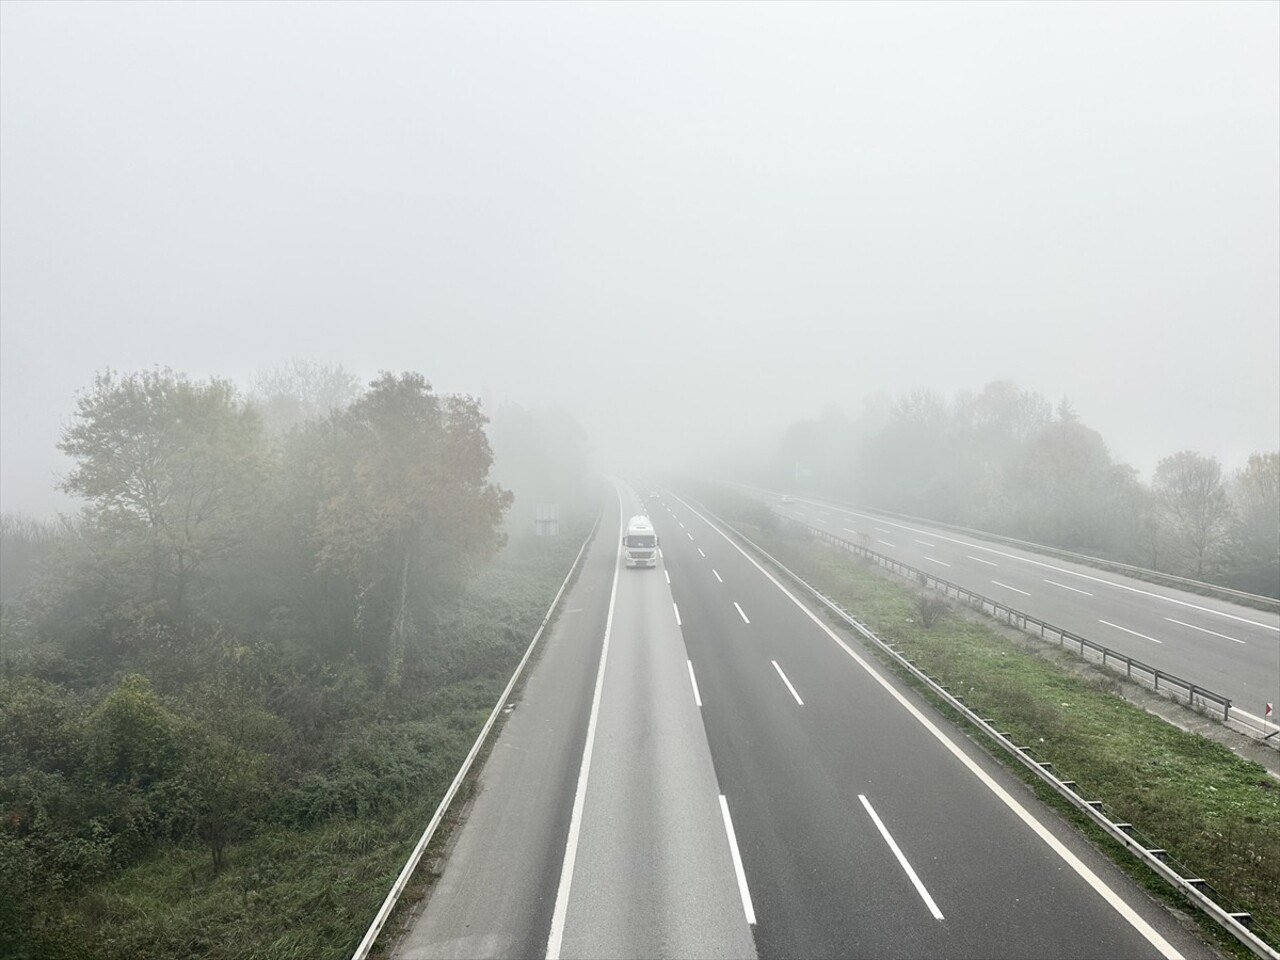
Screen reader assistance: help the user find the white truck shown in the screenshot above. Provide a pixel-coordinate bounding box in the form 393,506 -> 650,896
623,515 -> 659,568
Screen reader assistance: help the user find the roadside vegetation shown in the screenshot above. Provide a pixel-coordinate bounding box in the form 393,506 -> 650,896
1,362 -> 596,960
732,380 -> 1279,598
700,483 -> 1280,956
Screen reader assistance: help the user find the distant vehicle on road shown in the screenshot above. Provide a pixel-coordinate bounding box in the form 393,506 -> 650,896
623,515 -> 658,568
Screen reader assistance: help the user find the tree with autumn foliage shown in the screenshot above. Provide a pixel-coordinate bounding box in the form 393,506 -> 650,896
309,373 -> 512,685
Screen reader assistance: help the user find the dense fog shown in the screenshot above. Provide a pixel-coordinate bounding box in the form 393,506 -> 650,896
2,2 -> 1277,521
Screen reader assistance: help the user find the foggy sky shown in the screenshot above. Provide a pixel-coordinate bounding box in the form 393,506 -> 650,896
2,1 -> 1277,515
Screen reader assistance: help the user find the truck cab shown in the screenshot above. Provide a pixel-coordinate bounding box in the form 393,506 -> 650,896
623,515 -> 658,568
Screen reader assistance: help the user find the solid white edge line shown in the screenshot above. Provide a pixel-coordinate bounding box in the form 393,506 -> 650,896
1099,619 -> 1162,644
670,491 -> 1183,960
991,580 -> 1031,597
858,794 -> 944,920
687,660 -> 703,707
1045,579 -> 1093,596
734,601 -> 750,624
545,491 -> 625,960
674,602 -> 682,627
351,502 -> 602,960
1164,618 -> 1245,645
771,660 -> 805,705
718,795 -> 757,925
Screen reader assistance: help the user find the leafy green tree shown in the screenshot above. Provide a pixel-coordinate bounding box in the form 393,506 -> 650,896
85,674 -> 180,787
57,369 -> 269,618
1152,451 -> 1234,579
1228,452 -> 1280,597
181,687 -> 278,874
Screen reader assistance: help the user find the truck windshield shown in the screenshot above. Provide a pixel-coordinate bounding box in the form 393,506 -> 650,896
625,535 -> 656,548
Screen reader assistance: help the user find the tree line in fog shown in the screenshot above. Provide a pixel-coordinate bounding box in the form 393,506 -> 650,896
744,381 -> 1278,598
0,363 -> 592,955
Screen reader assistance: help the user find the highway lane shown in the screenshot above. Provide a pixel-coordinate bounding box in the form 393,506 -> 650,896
398,485 -> 756,960
650,488 -> 1213,959
550,483 -> 756,959
398,480 -> 1216,959
742,485 -> 1280,731
394,502 -> 621,959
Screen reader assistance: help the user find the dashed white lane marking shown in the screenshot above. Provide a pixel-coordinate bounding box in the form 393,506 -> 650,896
877,539 -> 896,548
673,602 -> 682,627
1045,579 -> 1093,596
859,795 -> 944,920
824,505 -> 1276,632
734,602 -> 750,624
991,580 -> 1031,597
968,555 -> 998,567
687,532 -> 694,541
719,795 -> 756,925
664,569 -> 671,584
687,660 -> 703,707
924,557 -> 951,567
843,526 -> 860,534
913,539 -> 937,548
698,548 -> 706,557
874,527 -> 892,533
713,569 -> 723,583
670,491 -> 1183,959
1099,619 -> 1162,644
771,660 -> 805,705
1165,618 -> 1245,644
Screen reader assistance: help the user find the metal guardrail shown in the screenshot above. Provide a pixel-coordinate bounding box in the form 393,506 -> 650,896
794,519 -> 1235,722
733,481 -> 1280,612
710,511 -> 1279,960
351,510 -> 602,960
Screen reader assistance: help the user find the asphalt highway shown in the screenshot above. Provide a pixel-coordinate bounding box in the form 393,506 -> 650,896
738,484 -> 1280,734
394,482 -> 1217,959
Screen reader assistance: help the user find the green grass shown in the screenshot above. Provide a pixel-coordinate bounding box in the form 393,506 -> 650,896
706,492 -> 1280,956
12,522 -> 593,960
